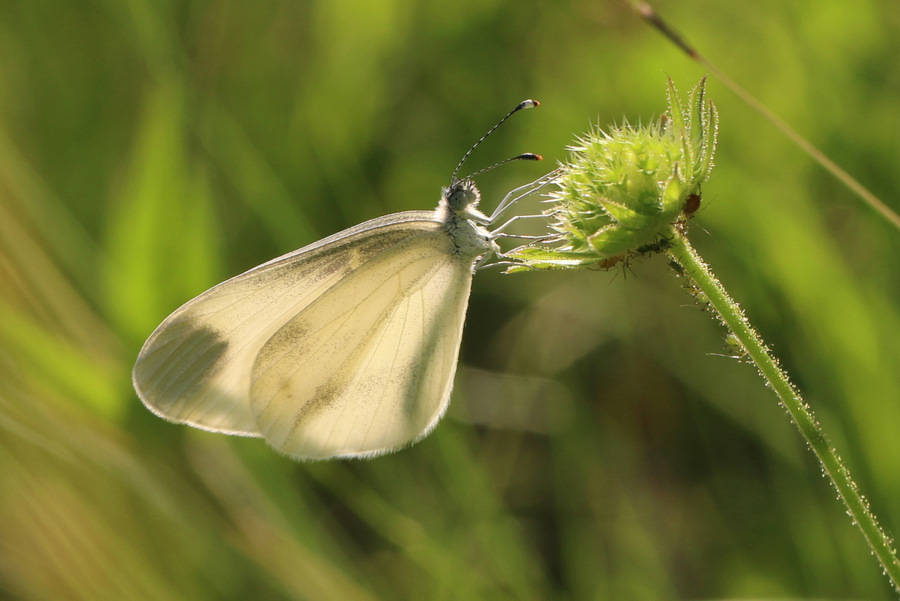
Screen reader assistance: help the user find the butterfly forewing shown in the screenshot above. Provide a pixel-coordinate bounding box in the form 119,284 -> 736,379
133,211 -> 465,441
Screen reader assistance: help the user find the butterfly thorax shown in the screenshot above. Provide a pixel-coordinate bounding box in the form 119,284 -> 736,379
436,179 -> 495,260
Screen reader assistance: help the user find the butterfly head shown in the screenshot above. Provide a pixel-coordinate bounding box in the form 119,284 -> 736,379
443,178 -> 481,212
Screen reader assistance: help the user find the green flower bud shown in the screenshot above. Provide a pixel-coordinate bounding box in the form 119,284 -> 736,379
505,77 -> 718,272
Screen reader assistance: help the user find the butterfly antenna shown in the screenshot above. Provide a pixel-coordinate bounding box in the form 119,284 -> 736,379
465,152 -> 543,180
451,99 -> 540,183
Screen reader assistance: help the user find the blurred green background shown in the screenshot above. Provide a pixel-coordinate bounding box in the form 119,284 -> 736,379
2,0 -> 899,599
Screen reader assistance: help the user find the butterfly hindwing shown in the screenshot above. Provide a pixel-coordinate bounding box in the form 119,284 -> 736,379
250,230 -> 474,458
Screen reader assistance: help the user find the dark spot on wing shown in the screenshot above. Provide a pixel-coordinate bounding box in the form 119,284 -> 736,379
138,318 -> 229,416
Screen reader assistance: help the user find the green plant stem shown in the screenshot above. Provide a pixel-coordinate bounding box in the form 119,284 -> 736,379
666,229 -> 900,593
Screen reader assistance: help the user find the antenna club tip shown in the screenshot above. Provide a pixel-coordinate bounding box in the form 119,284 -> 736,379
524,153 -> 543,161
520,99 -> 540,110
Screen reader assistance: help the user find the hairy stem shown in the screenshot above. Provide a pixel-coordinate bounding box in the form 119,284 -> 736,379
666,229 -> 900,593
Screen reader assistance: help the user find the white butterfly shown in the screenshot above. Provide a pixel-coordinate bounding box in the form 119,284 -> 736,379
133,100 -> 551,460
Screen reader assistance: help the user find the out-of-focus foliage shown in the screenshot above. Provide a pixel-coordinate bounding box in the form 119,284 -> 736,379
1,0 -> 899,599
